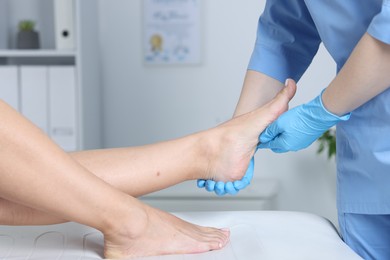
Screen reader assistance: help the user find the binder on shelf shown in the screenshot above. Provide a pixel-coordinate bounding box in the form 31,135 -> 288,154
0,0 -> 7,49
20,66 -> 48,133
48,66 -> 77,151
0,66 -> 19,110
54,0 -> 75,50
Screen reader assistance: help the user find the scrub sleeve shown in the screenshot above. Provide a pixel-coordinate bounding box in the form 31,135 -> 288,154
247,0 -> 321,83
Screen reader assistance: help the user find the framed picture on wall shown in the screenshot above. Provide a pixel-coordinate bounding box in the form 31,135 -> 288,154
143,0 -> 201,65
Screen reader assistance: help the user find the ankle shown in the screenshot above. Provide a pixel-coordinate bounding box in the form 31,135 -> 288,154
101,196 -> 148,239
190,129 -> 223,180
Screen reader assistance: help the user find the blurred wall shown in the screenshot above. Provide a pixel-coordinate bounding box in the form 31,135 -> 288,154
97,0 -> 339,226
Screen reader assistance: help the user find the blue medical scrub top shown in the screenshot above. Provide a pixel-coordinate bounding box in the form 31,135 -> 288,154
248,0 -> 390,214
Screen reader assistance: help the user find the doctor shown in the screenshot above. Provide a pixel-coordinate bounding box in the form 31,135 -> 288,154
199,1 -> 390,259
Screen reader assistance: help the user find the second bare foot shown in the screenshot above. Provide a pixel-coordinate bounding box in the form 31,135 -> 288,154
103,200 -> 230,259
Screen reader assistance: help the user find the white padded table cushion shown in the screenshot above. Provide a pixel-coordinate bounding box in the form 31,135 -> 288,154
0,211 -> 362,260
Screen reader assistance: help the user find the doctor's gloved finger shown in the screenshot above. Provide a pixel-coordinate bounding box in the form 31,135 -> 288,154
233,177 -> 250,190
205,180 -> 216,192
225,182 -> 239,195
215,182 -> 226,196
245,157 -> 255,181
259,121 -> 281,144
258,135 -> 281,150
233,157 -> 255,190
257,140 -> 272,150
258,138 -> 288,153
234,158 -> 255,190
197,179 -> 206,188
271,147 -> 288,153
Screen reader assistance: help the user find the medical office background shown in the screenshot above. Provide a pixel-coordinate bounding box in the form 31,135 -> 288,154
0,0 -> 339,226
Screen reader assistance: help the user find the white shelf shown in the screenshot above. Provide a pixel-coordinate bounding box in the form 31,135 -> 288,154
0,49 -> 76,58
0,0 -> 101,150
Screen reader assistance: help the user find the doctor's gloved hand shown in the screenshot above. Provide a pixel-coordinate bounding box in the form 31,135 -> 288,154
197,157 -> 255,196
258,89 -> 351,153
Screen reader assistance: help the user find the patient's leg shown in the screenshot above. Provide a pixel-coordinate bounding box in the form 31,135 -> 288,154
0,80 -> 296,221
0,100 -> 229,259
0,81 -> 296,258
68,79 -> 296,192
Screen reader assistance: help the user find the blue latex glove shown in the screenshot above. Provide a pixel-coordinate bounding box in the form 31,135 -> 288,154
258,90 -> 350,153
197,157 -> 255,196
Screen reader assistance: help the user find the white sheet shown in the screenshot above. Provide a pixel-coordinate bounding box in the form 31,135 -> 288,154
0,211 -> 362,260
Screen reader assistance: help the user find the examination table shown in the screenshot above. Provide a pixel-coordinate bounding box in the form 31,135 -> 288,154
0,211 -> 362,260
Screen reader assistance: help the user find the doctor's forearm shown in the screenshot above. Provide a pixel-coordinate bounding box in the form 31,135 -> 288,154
322,33 -> 390,116
234,70 -> 285,117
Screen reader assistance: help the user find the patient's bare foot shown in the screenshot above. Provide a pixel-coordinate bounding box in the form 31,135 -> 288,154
103,201 -> 230,259
203,80 -> 296,182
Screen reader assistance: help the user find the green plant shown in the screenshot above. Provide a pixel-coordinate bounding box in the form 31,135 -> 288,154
18,20 -> 35,32
317,128 -> 336,159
